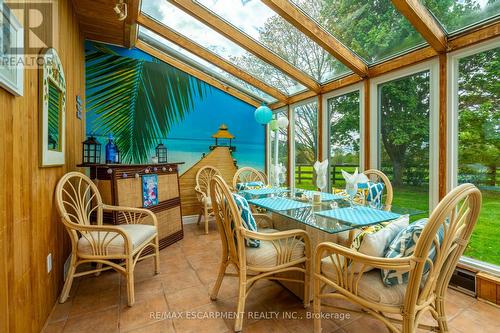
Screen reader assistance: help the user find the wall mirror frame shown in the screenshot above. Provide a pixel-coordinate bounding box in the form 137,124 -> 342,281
40,47 -> 66,167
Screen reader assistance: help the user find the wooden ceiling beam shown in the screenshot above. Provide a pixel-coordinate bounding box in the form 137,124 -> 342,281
448,21 -> 500,51
135,40 -> 261,107
167,0 -> 320,92
137,14 -> 288,103
260,0 -> 368,77
124,0 -> 141,48
391,0 -> 447,53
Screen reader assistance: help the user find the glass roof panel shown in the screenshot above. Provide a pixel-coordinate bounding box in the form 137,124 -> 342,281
421,0 -> 500,34
194,0 -> 351,83
289,0 -> 426,64
138,26 -> 277,104
141,0 -> 307,95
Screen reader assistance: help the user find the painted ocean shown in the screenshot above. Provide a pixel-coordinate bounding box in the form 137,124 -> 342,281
163,138 -> 265,174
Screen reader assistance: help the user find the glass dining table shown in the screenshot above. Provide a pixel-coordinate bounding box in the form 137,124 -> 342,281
240,187 -> 425,237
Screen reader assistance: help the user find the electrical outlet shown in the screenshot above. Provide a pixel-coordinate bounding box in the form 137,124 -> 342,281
47,253 -> 52,273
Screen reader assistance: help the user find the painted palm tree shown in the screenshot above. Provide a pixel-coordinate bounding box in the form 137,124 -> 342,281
86,43 -> 206,163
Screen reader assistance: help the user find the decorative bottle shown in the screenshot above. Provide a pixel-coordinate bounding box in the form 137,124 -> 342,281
105,134 -> 117,164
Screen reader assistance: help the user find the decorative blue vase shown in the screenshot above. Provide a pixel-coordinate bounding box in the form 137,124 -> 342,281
105,134 -> 118,164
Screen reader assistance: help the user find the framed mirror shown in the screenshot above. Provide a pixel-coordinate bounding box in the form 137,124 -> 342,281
40,48 -> 66,166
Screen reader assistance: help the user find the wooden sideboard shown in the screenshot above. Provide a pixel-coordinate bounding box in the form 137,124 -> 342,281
82,163 -> 185,250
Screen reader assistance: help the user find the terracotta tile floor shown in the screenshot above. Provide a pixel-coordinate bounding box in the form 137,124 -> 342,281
43,223 -> 500,333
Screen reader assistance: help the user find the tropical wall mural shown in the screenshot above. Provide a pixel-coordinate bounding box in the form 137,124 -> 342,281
85,41 -> 265,173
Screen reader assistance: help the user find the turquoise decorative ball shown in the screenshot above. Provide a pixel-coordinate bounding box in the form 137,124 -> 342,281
254,104 -> 272,124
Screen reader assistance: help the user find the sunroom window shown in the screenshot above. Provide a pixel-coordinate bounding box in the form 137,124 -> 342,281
456,47 -> 500,265
293,100 -> 318,189
378,71 -> 431,213
327,90 -> 361,191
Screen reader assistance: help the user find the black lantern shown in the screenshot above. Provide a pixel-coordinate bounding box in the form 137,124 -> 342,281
115,145 -> 121,164
82,135 -> 101,165
155,143 -> 168,163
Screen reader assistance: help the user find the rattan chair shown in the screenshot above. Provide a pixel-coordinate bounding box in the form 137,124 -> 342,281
313,183 -> 481,333
55,172 -> 160,306
209,175 -> 311,332
363,169 -> 394,211
195,166 -> 221,234
232,167 -> 268,191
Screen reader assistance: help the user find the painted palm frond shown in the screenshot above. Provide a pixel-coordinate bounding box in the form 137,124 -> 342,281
86,49 -> 205,163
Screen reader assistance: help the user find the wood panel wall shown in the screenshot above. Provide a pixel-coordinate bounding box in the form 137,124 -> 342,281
179,147 -> 237,216
0,1 -> 85,332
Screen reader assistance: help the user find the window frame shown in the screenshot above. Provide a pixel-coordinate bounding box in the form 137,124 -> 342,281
447,36 -> 500,192
266,106 -> 288,178
369,59 -> 440,210
290,97 -> 319,189
447,37 -> 500,273
321,83 -> 365,191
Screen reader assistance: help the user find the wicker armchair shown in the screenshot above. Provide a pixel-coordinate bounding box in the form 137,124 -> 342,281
195,166 -> 221,234
363,169 -> 394,211
232,167 -> 268,191
209,175 -> 311,332
55,172 -> 160,306
313,183 -> 481,333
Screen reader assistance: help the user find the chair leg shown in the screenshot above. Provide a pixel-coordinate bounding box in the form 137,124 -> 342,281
435,297 -> 449,332
126,257 -> 135,306
303,259 -> 311,308
210,260 -> 229,301
95,262 -> 103,276
402,314 -> 416,333
204,206 -> 209,234
313,273 -> 322,333
59,254 -> 77,303
234,275 -> 247,332
154,236 -> 160,274
197,209 -> 202,225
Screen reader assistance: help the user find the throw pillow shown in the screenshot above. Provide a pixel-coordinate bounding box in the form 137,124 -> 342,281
350,215 -> 409,273
232,193 -> 259,247
381,218 -> 444,286
236,181 -> 265,191
365,182 -> 385,209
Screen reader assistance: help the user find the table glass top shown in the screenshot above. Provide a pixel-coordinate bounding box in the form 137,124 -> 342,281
244,187 -> 426,234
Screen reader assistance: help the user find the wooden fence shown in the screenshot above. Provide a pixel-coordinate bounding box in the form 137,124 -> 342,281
295,164 -> 498,187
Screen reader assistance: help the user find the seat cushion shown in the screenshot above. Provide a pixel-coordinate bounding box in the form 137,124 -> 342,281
246,230 -> 305,268
321,257 -> 407,306
78,224 -> 157,255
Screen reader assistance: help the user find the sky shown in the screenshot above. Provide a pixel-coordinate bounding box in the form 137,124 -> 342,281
141,0 -> 274,58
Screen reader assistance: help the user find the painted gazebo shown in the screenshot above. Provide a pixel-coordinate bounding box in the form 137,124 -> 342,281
210,124 -> 236,152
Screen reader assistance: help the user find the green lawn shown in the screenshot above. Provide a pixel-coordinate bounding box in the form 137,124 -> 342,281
295,167 -> 500,266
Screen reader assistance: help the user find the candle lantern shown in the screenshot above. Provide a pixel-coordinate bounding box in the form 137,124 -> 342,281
115,145 -> 121,164
155,143 -> 168,163
82,135 -> 101,165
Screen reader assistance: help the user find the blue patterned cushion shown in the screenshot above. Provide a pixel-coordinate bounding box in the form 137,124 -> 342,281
232,193 -> 259,248
381,218 -> 443,286
236,181 -> 264,191
365,182 -> 385,209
